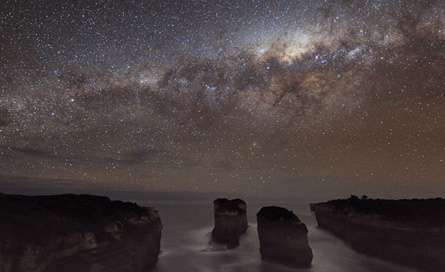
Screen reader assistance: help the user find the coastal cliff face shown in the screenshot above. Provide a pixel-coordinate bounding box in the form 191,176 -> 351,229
311,196 -> 445,271
257,206 -> 313,268
0,193 -> 162,272
212,198 -> 248,249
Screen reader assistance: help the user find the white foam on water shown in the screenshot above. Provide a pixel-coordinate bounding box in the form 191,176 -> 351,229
150,201 -> 417,272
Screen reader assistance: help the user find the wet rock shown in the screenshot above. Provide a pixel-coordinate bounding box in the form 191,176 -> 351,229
257,206 -> 313,268
211,198 -> 248,248
311,196 -> 445,271
0,193 -> 162,272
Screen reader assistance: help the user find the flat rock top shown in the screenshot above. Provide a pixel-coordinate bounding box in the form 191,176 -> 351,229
214,198 -> 246,214
257,206 -> 301,223
312,196 -> 445,227
0,193 -> 159,242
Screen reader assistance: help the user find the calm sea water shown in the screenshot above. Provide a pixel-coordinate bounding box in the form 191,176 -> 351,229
136,199 -> 416,272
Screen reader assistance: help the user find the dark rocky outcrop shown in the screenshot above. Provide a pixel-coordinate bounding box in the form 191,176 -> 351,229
257,206 -> 313,268
311,196 -> 445,271
0,193 -> 162,272
211,198 -> 248,248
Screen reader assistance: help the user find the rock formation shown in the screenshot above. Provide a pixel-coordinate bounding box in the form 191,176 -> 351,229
311,196 -> 445,271
257,206 -> 313,268
211,198 -> 248,248
0,193 -> 162,272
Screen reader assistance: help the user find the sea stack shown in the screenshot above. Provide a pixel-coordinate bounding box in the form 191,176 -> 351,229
212,198 -> 248,248
0,193 -> 162,272
311,196 -> 445,271
257,206 -> 313,268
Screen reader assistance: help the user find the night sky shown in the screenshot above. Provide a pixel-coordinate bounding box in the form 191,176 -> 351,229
1,0 -> 445,198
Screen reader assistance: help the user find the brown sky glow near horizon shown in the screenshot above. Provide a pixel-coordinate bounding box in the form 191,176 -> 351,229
1,0 -> 445,198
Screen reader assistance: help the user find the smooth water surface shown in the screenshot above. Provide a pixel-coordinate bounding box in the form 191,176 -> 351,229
138,200 -> 416,272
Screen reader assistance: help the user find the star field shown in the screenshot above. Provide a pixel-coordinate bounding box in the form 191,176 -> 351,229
1,0 -> 445,197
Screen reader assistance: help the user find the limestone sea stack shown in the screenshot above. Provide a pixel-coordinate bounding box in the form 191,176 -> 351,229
257,206 -> 313,268
311,196 -> 445,271
211,198 -> 248,248
0,193 -> 162,272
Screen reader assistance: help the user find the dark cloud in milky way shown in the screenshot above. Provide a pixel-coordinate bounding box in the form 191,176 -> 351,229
0,0 -> 445,197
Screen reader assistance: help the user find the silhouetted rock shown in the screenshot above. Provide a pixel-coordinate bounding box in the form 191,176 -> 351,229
311,196 -> 445,271
257,206 -> 313,268
211,198 -> 248,248
0,193 -> 162,272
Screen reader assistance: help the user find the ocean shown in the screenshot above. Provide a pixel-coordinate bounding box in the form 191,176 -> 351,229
137,199 -> 415,272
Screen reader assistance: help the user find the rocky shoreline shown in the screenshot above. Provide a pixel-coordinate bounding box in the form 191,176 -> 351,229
0,193 -> 162,272
257,206 -> 313,268
9,192 -> 443,271
311,196 -> 445,271
211,198 -> 248,248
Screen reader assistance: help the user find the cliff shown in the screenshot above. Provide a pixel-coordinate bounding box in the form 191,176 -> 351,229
212,198 -> 248,249
0,193 -> 162,272
311,196 -> 445,271
257,206 -> 313,268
